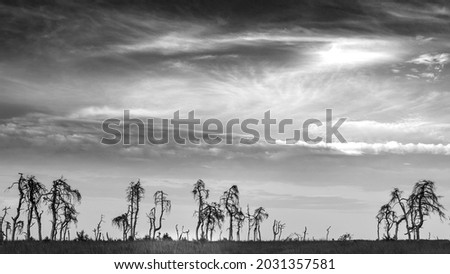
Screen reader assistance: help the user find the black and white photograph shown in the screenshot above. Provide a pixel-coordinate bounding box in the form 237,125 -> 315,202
1,0 -> 450,268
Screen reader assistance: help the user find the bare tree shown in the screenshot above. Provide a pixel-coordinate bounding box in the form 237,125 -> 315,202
220,185 -> 239,241
7,173 -> 26,241
376,204 -> 397,240
388,188 -> 411,240
376,213 -> 382,240
235,208 -> 245,241
0,207 -> 10,242
146,207 -> 156,239
272,220 -> 285,241
23,175 -> 47,240
203,202 -> 225,241
175,225 -> 190,240
126,180 -> 145,240
408,180 -> 445,240
112,210 -> 131,241
152,190 -> 171,239
252,207 -> 268,241
5,221 -> 11,241
245,205 -> 253,241
93,215 -> 104,241
192,179 -> 209,240
326,226 -> 331,241
46,177 -> 82,240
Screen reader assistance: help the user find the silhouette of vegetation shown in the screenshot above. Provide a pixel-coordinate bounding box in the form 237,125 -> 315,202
7,173 -> 26,241
202,202 -> 224,241
376,204 -> 397,240
2,174 -> 449,248
408,180 -> 445,239
377,180 -> 445,240
221,185 -> 239,241
326,226 -> 331,241
23,175 -> 47,241
112,211 -> 130,241
93,215 -> 104,241
46,177 -> 82,241
272,219 -> 285,241
126,180 -> 144,240
0,206 -> 10,242
151,190 -> 171,239
192,179 -> 209,240
252,207 -> 268,241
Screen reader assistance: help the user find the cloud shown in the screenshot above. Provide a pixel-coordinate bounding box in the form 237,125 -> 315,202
408,53 -> 449,66
285,141 -> 450,156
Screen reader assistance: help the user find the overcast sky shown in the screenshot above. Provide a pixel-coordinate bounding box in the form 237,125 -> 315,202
1,0 -> 450,240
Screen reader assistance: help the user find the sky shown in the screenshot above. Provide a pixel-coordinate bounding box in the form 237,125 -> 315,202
1,0 -> 450,241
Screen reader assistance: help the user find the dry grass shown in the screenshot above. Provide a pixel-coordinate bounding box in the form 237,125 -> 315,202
1,240 -> 450,254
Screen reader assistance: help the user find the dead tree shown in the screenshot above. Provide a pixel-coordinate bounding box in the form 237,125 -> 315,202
46,177 -> 82,240
8,173 -> 26,241
175,225 -> 190,240
192,179 -> 209,240
0,207 -> 10,242
112,209 -> 131,241
252,207 -> 268,241
126,180 -> 145,240
152,191 -> 171,239
272,220 -> 286,241
220,185 -> 239,241
376,204 -> 396,240
59,204 -> 78,240
5,221 -> 11,241
146,207 -> 156,239
203,202 -> 224,241
326,226 -> 331,241
93,215 -> 104,241
235,208 -> 245,241
246,205 -> 253,241
24,175 -> 47,241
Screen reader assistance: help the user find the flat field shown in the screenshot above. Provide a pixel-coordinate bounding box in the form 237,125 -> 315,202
1,240 -> 450,254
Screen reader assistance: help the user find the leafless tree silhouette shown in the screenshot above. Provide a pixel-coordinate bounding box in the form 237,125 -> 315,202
23,175 -> 47,240
152,190 -> 171,239
326,226 -> 331,241
7,173 -> 26,241
203,202 -> 224,241
252,207 -> 268,241
245,205 -> 253,241
0,206 -> 10,242
235,207 -> 245,241
376,204 -> 397,240
126,180 -> 144,240
175,225 -> 190,240
46,177 -> 82,241
146,207 -> 156,239
272,219 -> 285,241
112,210 -> 131,241
192,179 -> 209,240
221,185 -> 239,241
388,188 -> 411,240
93,215 -> 104,241
5,221 -> 11,241
407,180 -> 445,240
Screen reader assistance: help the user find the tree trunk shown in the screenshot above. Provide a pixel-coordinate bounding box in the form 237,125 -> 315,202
228,214 -> 233,241
11,181 -> 25,241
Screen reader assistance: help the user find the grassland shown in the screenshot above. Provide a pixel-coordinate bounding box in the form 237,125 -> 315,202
1,240 -> 450,254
